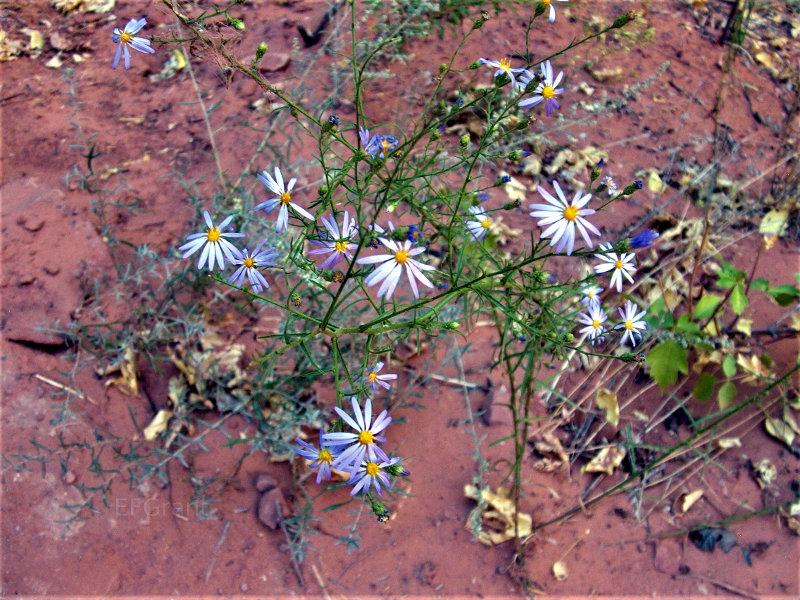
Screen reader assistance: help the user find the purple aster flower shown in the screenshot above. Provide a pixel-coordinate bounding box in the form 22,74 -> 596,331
359,127 -> 399,159
519,60 -> 564,116
363,361 -> 397,391
323,397 -> 392,474
306,210 -> 358,270
529,181 -> 601,255
112,17 -> 155,70
349,457 -> 403,496
478,57 -> 532,89
178,210 -> 245,271
293,429 -> 342,485
615,300 -> 648,347
227,240 -> 279,292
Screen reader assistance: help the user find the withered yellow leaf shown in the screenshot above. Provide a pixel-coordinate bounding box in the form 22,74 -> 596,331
582,446 -> 626,476
143,409 -> 173,441
595,388 -> 619,427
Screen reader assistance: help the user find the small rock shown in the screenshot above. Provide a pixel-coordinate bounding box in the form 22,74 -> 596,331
63,471 -> 76,484
255,473 -> 277,493
43,265 -> 60,276
17,215 -> 45,232
260,54 -> 291,73
257,487 -> 289,530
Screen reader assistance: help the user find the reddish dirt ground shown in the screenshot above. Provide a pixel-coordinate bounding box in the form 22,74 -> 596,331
2,0 -> 799,597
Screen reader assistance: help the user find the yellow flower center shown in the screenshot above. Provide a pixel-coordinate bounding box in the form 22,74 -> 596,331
366,462 -> 380,476
542,0 -> 551,6
120,31 -> 132,44
499,57 -> 512,72
481,219 -> 491,229
367,372 -> 378,382
207,227 -> 221,242
319,448 -> 333,464
562,205 -> 578,221
335,241 -> 347,253
381,139 -> 392,154
614,259 -> 624,269
542,85 -> 555,99
244,257 -> 255,268
358,430 -> 375,445
592,319 -> 600,329
280,191 -> 291,205
625,320 -> 634,330
394,249 -> 409,264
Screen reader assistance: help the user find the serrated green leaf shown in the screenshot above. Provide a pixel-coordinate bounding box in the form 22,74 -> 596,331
717,261 -> 745,288
729,283 -> 748,315
750,277 -> 769,292
767,284 -> 800,306
694,293 -> 722,320
718,380 -> 737,409
693,373 -> 717,402
675,313 -> 701,334
646,340 -> 689,391
722,354 -> 736,377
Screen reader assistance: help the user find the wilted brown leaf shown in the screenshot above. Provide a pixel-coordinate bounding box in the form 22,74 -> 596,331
582,446 -> 626,476
464,484 -> 532,545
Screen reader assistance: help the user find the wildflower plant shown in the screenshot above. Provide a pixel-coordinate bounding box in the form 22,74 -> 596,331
72,0 -> 656,563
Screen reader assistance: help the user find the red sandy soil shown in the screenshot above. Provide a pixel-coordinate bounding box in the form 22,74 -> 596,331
2,0 -> 799,597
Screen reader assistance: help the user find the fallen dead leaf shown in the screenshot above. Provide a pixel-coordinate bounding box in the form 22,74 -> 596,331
464,484 -> 532,545
102,346 -> 139,396
530,431 -> 569,472
595,388 -> 619,427
582,446 -> 626,476
502,174 -> 527,204
753,458 -> 777,489
675,489 -> 704,516
143,409 -> 173,441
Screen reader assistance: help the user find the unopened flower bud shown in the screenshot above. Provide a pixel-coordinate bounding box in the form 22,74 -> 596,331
459,134 -> 470,148
612,11 -> 637,29
318,185 -> 329,197
230,17 -> 245,31
508,149 -> 522,162
255,42 -> 268,61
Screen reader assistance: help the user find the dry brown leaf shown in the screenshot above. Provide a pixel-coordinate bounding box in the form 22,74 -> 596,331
582,446 -> 626,476
530,432 -> 569,472
754,458 -> 777,489
464,484 -> 532,545
51,0 -> 115,14
675,489 -> 704,516
595,388 -> 619,427
102,347 -> 139,396
765,415 -> 796,448
737,353 -> 772,384
143,409 -> 173,441
502,174 -> 527,204
716,437 -> 741,449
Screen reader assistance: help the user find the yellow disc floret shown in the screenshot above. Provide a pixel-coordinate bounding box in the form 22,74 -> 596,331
365,462 -> 380,476
394,249 -> 409,264
367,372 -> 378,383
244,257 -> 255,268
280,191 -> 292,205
358,430 -> 375,445
592,319 -> 601,329
499,57 -> 512,72
624,320 -> 634,330
481,219 -> 491,229
207,227 -> 221,242
614,259 -> 624,269
319,448 -> 333,464
542,86 -> 555,99
335,241 -> 347,253
120,31 -> 132,44
562,205 -> 578,221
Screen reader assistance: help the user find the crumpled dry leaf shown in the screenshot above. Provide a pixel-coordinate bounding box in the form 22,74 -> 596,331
21,28 -> 44,55
582,446 -> 626,476
753,458 -> 777,489
488,215 -> 522,246
0,30 -> 23,61
765,411 -> 797,449
102,346 -> 139,396
464,484 -> 532,545
530,431 -> 569,472
737,353 -> 772,384
646,170 -> 666,193
595,388 -> 619,427
143,409 -> 173,441
717,437 -> 741,449
51,0 -> 115,14
675,489 -> 704,516
781,499 -> 800,535
503,174 -> 527,204
693,350 -> 723,374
